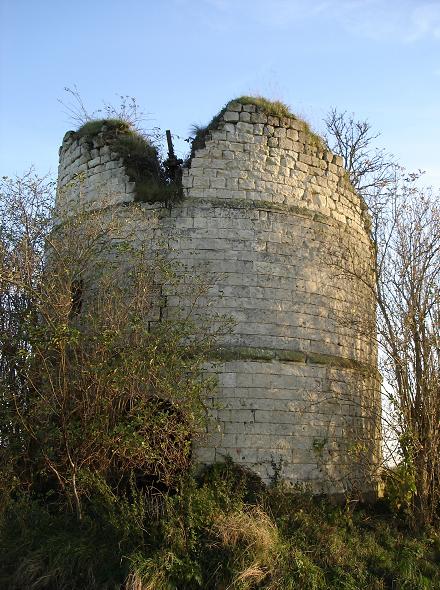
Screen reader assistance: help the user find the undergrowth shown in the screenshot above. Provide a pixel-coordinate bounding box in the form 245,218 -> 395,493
1,461 -> 439,589
73,119 -> 182,205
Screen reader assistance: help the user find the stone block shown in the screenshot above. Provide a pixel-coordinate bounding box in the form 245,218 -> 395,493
236,121 -> 254,134
228,102 -> 243,112
88,157 -> 101,168
274,127 -> 286,138
287,129 -> 299,141
223,111 -> 239,122
210,177 -> 226,189
193,176 -> 210,188
251,112 -> 267,124
267,116 -> 279,126
182,175 -> 193,189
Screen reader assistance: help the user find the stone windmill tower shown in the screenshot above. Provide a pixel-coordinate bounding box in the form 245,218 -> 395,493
57,97 -> 381,496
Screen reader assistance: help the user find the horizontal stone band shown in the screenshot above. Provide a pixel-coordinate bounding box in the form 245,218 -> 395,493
180,197 -> 369,234
61,196 -> 370,238
211,345 -> 380,377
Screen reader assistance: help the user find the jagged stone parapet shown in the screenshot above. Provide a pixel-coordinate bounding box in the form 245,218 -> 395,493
57,128 -> 136,214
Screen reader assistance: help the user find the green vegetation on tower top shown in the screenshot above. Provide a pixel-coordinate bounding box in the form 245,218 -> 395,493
232,96 -> 325,149
188,95 -> 325,163
231,95 -> 296,118
72,119 -> 182,205
73,118 -> 132,139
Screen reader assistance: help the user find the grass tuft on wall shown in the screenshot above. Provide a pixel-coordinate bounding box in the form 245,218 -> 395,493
187,95 -> 325,164
73,119 -> 182,205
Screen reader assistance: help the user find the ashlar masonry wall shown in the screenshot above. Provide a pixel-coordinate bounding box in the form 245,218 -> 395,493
57,128 -> 137,212
57,100 -> 381,495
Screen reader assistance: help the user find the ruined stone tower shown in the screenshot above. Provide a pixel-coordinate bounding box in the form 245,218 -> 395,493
57,97 -> 381,495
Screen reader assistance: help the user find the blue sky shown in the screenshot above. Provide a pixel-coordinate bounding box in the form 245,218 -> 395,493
1,0 -> 439,186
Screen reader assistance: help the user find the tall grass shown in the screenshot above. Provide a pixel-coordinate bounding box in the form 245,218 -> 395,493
1,462 -> 439,589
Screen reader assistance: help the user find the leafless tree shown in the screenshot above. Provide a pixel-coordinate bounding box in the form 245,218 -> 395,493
324,108 -> 396,205
325,110 -> 440,526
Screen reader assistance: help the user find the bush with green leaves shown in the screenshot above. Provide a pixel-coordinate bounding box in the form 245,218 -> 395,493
2,460 -> 439,589
0,170 -> 220,516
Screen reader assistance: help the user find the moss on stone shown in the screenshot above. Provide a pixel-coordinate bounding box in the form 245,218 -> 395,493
213,346 -> 275,362
211,345 -> 379,375
277,349 -> 307,363
74,118 -> 132,139
73,120 -> 182,205
306,352 -> 367,371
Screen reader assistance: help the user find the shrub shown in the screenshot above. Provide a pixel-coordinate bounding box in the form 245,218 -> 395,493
1,460 -> 440,588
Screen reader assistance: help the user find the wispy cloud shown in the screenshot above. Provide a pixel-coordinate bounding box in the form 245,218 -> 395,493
406,2 -> 440,41
341,0 -> 440,43
197,0 -> 333,29
197,0 -> 440,43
